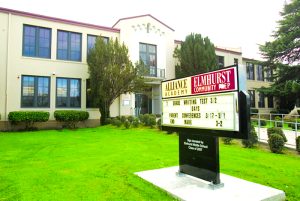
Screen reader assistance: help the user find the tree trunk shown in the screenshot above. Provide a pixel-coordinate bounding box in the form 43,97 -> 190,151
99,103 -> 110,125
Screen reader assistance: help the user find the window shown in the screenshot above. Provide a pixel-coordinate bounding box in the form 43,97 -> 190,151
246,62 -> 255,80
21,75 -> 50,107
248,90 -> 255,107
23,25 -> 51,58
217,56 -> 224,68
265,67 -> 273,82
258,93 -> 265,108
57,30 -> 82,61
256,65 -> 264,81
86,79 -> 97,108
268,96 -> 274,108
87,35 -> 109,54
56,78 -> 81,108
139,43 -> 157,77
234,58 -> 238,65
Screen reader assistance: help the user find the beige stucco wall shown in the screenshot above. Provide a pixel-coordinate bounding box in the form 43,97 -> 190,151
1,12 -> 120,121
0,13 -> 9,120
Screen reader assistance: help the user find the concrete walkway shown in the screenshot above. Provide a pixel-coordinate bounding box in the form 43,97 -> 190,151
255,127 -> 299,149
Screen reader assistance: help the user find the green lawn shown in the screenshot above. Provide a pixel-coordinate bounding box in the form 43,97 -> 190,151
0,126 -> 299,201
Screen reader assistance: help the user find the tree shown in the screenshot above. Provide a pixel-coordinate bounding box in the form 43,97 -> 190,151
87,37 -> 146,125
174,33 -> 218,78
259,0 -> 300,109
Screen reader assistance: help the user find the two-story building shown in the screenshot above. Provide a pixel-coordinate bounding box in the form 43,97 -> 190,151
0,7 -> 275,130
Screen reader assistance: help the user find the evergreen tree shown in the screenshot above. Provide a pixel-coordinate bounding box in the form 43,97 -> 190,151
259,0 -> 300,109
174,33 -> 218,78
87,37 -> 146,125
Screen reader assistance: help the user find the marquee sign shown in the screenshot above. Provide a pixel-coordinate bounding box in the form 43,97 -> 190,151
162,66 -> 240,132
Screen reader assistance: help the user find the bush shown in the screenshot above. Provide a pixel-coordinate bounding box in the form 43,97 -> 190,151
105,118 -> 112,125
54,110 -> 89,129
157,118 -> 162,130
268,134 -> 285,153
260,120 -> 267,126
120,116 -> 127,123
8,111 -> 50,130
267,127 -> 287,142
127,116 -> 134,123
296,136 -> 300,153
124,120 -> 130,129
132,117 -> 139,128
242,125 -> 258,148
112,119 -> 122,127
278,109 -> 289,114
291,122 -> 300,130
139,114 -> 157,128
250,108 -> 258,114
222,137 -> 233,145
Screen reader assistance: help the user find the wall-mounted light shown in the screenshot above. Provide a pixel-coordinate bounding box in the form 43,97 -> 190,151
52,72 -> 56,76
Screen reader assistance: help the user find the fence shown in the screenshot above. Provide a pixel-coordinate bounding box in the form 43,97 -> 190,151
251,113 -> 299,149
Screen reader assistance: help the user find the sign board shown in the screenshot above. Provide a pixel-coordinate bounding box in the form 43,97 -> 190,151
162,66 -> 240,133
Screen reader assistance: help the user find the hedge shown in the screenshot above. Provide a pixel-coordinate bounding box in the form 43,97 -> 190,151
54,110 -> 89,129
267,127 -> 287,142
8,111 -> 50,130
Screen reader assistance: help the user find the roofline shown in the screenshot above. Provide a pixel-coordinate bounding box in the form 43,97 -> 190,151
215,47 -> 242,55
113,14 -> 174,31
0,7 -> 120,33
174,40 -> 242,55
242,57 -> 258,61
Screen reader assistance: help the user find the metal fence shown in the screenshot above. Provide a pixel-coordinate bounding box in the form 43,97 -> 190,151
251,113 -> 299,149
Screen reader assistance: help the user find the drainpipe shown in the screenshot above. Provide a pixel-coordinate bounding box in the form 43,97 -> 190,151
4,13 -> 11,121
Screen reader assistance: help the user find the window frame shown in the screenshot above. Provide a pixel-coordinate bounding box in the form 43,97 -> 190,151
268,95 -> 274,108
256,64 -> 264,81
56,77 -> 81,108
258,93 -> 265,108
87,34 -> 109,55
217,55 -> 225,68
234,58 -> 238,65
57,30 -> 82,62
248,90 -> 256,108
139,42 -> 157,77
22,24 -> 52,58
246,62 -> 255,80
21,75 -> 51,108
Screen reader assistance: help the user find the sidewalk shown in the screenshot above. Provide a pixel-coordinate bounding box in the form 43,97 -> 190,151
255,127 -> 298,149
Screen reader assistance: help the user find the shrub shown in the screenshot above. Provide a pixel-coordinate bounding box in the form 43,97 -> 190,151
138,114 -> 145,123
250,108 -> 258,114
270,110 -> 278,114
296,136 -> 300,153
268,134 -> 285,153
127,116 -> 134,123
139,113 -> 157,127
222,137 -> 233,145
157,118 -> 162,130
8,111 -> 50,130
242,124 -> 258,148
124,120 -> 130,129
132,117 -> 139,128
260,119 -> 267,126
267,127 -> 287,142
291,122 -> 300,130
120,116 -> 127,123
278,109 -> 289,114
298,110 -> 300,115
112,119 -> 122,127
54,110 -> 89,129
105,118 -> 112,125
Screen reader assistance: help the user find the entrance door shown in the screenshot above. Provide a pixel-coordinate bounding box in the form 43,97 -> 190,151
135,93 -> 152,116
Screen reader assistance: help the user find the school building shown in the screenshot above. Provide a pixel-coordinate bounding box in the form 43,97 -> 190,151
0,7 -> 275,130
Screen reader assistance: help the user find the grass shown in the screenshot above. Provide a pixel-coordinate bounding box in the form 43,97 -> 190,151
0,126 -> 299,201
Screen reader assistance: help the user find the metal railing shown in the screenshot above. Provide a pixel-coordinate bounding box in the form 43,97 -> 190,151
251,113 -> 299,149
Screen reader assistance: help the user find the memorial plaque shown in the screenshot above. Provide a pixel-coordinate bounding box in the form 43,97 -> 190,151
179,133 -> 220,184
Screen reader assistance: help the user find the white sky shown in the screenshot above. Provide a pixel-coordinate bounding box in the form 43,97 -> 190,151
0,0 -> 286,59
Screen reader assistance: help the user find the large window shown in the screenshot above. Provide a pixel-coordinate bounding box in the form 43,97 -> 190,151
87,35 -> 109,54
258,93 -> 265,108
246,62 -> 255,80
86,79 -> 97,108
217,55 -> 224,68
21,75 -> 50,107
248,90 -> 255,108
268,96 -> 274,108
256,65 -> 264,81
57,30 -> 82,61
56,78 -> 81,108
23,25 -> 51,58
265,67 -> 273,82
139,43 -> 157,77
234,58 -> 238,65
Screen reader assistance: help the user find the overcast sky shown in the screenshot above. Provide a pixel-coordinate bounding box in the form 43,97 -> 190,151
0,0 -> 286,59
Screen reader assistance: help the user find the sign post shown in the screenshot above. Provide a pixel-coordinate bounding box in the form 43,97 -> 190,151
161,65 -> 250,185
